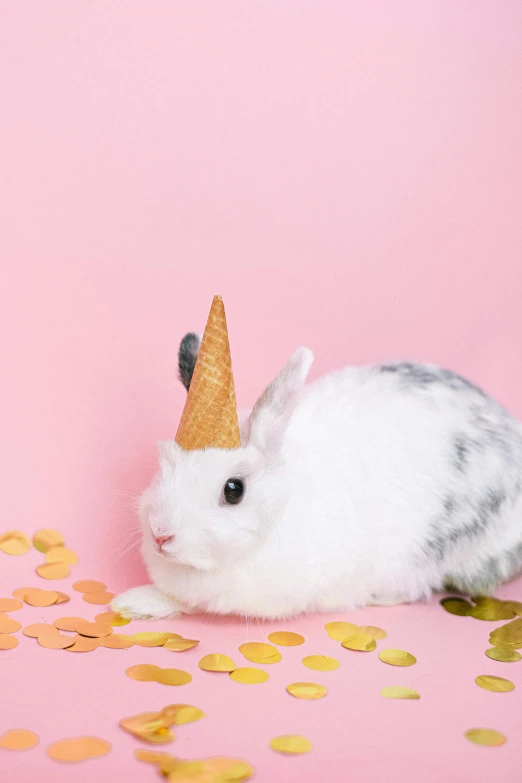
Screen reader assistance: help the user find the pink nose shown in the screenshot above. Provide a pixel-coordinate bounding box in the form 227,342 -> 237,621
154,534 -> 174,549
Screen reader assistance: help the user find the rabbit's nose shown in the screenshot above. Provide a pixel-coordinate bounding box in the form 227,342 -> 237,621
154,534 -> 175,550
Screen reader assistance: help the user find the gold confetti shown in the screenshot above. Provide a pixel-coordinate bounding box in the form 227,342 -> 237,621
23,623 -> 59,638
95,611 -> 130,627
0,598 -> 23,612
286,682 -> 327,700
239,642 -> 279,659
440,597 -> 472,616
126,664 -> 163,682
156,668 -> 193,686
0,531 -> 32,556
378,649 -> 417,667
302,655 -> 340,671
324,621 -> 360,640
38,634 -> 75,650
490,618 -> 522,645
0,729 -> 39,750
164,637 -> 200,652
341,633 -> 376,652
163,757 -> 254,781
53,617 -> 85,632
135,748 -> 173,764
471,601 -> 516,621
0,635 -> 19,650
229,667 -> 269,684
160,705 -> 205,725
98,634 -> 134,649
381,686 -> 420,699
0,614 -> 22,634
119,712 -> 174,744
33,529 -> 65,553
35,563 -> 70,580
47,736 -> 111,762
76,621 -> 112,638
268,631 -> 305,646
485,647 -> 522,663
65,635 -> 99,653
358,625 -> 387,640
269,735 -> 312,755
464,728 -> 507,747
54,591 -> 70,604
198,654 -> 237,672
73,580 -> 107,593
25,590 -> 59,607
45,547 -> 79,566
506,601 -> 522,616
132,632 -> 178,647
82,591 -> 115,605
475,675 -> 515,693
12,587 -> 35,599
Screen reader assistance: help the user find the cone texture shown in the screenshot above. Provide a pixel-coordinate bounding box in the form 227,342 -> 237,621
175,296 -> 241,450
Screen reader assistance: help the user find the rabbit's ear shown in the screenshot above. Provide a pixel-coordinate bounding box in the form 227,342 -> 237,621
245,347 -> 314,456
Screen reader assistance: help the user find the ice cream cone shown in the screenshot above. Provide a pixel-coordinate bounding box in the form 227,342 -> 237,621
175,295 -> 241,450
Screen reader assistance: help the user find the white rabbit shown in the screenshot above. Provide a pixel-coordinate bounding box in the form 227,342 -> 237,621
112,335 -> 522,620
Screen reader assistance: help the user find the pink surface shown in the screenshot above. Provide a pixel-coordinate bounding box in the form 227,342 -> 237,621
1,1 -> 522,781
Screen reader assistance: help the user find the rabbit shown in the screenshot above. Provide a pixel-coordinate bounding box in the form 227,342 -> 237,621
112,334 -> 522,621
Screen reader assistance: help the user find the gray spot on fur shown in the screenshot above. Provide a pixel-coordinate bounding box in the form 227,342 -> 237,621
378,362 -> 487,397
178,332 -> 200,391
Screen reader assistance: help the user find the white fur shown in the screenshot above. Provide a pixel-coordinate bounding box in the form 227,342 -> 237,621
112,349 -> 522,620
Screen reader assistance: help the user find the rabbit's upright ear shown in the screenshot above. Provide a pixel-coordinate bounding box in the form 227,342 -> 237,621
245,347 -> 314,457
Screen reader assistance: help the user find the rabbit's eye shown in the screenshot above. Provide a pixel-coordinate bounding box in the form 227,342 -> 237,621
223,478 -> 244,505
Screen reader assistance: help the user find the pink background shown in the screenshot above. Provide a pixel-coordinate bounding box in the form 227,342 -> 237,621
1,2 -> 522,781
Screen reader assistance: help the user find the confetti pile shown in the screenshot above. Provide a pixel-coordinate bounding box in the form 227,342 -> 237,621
1,528 -> 521,780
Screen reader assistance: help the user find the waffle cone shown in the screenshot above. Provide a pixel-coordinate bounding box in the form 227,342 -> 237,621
175,295 -> 241,450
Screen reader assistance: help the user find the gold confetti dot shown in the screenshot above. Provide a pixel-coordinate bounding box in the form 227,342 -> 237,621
199,757 -> 254,780
53,617 -> 85,632
54,591 -> 70,604
198,654 -> 236,672
485,647 -> 522,663
269,735 -> 312,755
440,597 -> 473,616
324,621 -> 360,641
0,598 -> 23,612
95,611 -> 130,627
82,591 -> 115,605
358,625 -> 387,640
163,637 -> 200,652
381,686 -> 420,699
489,618 -> 522,646
378,649 -> 417,667
126,664 -> 163,682
341,633 -> 377,652
471,602 -> 516,621
12,587 -> 35,599
119,712 -> 174,744
38,634 -> 75,650
135,749 -> 173,764
0,635 -> 19,650
23,623 -> 59,638
47,736 -> 111,762
239,642 -> 279,659
156,668 -> 193,686
160,705 -> 205,725
73,580 -> 107,593
268,631 -> 305,646
0,531 -> 32,556
33,529 -> 65,553
475,675 -> 515,693
229,667 -> 269,684
98,634 -> 134,649
132,632 -> 178,647
0,614 -> 22,634
45,547 -> 79,566
35,563 -> 70,580
76,621 -> 112,638
25,590 -> 59,607
302,655 -> 340,671
286,682 -> 327,700
0,729 -> 39,750
64,635 -> 99,653
464,728 -> 507,747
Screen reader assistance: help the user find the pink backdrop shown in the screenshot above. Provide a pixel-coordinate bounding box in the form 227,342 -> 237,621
1,2 -> 522,782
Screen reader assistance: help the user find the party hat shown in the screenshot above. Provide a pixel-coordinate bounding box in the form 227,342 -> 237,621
175,295 -> 241,450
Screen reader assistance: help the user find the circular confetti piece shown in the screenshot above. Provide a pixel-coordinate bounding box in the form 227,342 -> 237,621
0,614 -> 22,634
475,675 -> 515,693
0,598 -> 23,612
489,618 -> 522,645
160,705 -> 205,725
47,736 -> 111,762
46,547 -> 79,566
95,611 -> 130,627
99,634 -> 134,649
0,729 -> 39,750
64,635 -> 99,652
203,757 -> 254,780
12,587 -> 35,599
341,633 -> 376,652
0,531 -> 32,556
243,652 -> 282,665
25,590 -> 59,607
73,580 -> 107,593
38,634 -> 75,650
440,597 -> 472,616
126,664 -> 163,682
164,637 -> 200,652
76,621 -> 112,638
23,623 -> 59,638
229,667 -> 269,684
198,654 -> 237,672
82,591 -> 115,605
132,632 -> 178,647
471,602 -> 516,621
54,591 -> 70,604
33,529 -> 65,553
324,621 -> 360,641
381,686 -> 420,699
119,712 -> 174,743
0,635 -> 19,650
268,631 -> 305,647
378,649 -> 417,667
269,735 -> 312,755
464,728 -> 507,747
239,642 -> 279,660
135,749 -> 174,764
302,655 -> 340,671
358,625 -> 387,640
485,647 -> 522,663
286,682 -> 327,700
156,668 -> 193,686
53,617 -> 85,632
36,563 -> 70,580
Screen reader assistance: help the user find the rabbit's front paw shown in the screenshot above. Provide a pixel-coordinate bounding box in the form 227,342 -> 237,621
111,585 -> 182,620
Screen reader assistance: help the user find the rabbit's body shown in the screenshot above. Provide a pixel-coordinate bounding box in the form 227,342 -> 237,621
113,346 -> 522,621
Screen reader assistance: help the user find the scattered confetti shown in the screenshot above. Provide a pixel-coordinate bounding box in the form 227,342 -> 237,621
119,712 -> 174,744
11,587 -> 35,599
75,621 -> 112,638
490,618 -> 522,645
302,655 -> 340,671
160,704 -> 205,725
45,547 -> 79,566
485,647 -> 522,663
378,649 -> 417,667
135,749 -> 173,764
82,591 -> 115,605
25,590 -> 59,607
268,631 -> 305,646
286,682 -> 327,700
358,625 -> 387,640
198,654 -> 237,672
381,687 -> 420,699
98,634 -> 134,649
229,667 -> 269,684
0,614 -> 22,634
164,637 -> 200,652
475,675 -> 515,693
126,664 -> 163,682
54,591 -> 71,604
33,529 -> 65,553
471,601 -> 516,621
53,617 -> 85,632
132,632 -> 179,647
73,580 -> 107,593
0,730 -> 39,750
35,563 -> 70,580
95,611 -> 130,627
47,736 -> 111,762
156,668 -> 193,686
38,634 -> 76,650
0,635 -> 19,650
0,531 -> 32,556
65,635 -> 99,653
464,728 -> 507,747
440,597 -> 472,616
0,598 -> 23,612
341,633 -> 376,652
239,642 -> 280,663
269,735 -> 312,755
23,623 -> 59,638
324,621 -> 359,640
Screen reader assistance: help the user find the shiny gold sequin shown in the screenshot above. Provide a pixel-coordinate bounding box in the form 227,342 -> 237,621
38,634 -> 75,650
269,735 -> 312,755
239,642 -> 278,659
132,632 -> 178,647
54,591 -> 70,604
0,614 -> 22,634
126,664 -> 162,682
22,623 -> 59,638
160,705 -> 205,725
76,621 -> 112,638
0,635 -> 19,650
135,749 -> 173,764
378,649 -> 417,667
64,635 -> 99,653
475,675 -> 515,693
119,712 -> 174,744
268,631 -> 305,646
163,637 -> 200,652
82,591 -> 115,605
358,625 -> 387,640
464,728 -> 507,747
25,590 -> 59,607
0,531 -> 32,556
98,634 -> 134,649
53,617 -> 84,632
35,563 -> 70,580
0,598 -> 23,612
381,686 -> 420,699
33,529 -> 65,553
324,621 -> 360,640
229,667 -> 269,684
45,547 -> 79,566
286,682 -> 327,700
302,655 -> 340,671
0,729 -> 39,750
73,580 -> 107,593
440,597 -> 472,616
47,736 -> 111,762
471,601 -> 516,621
341,633 -> 376,652
156,668 -> 193,686
198,654 -> 237,672
95,611 -> 130,627
12,587 -> 34,599
485,647 -> 522,663
490,618 -> 522,645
